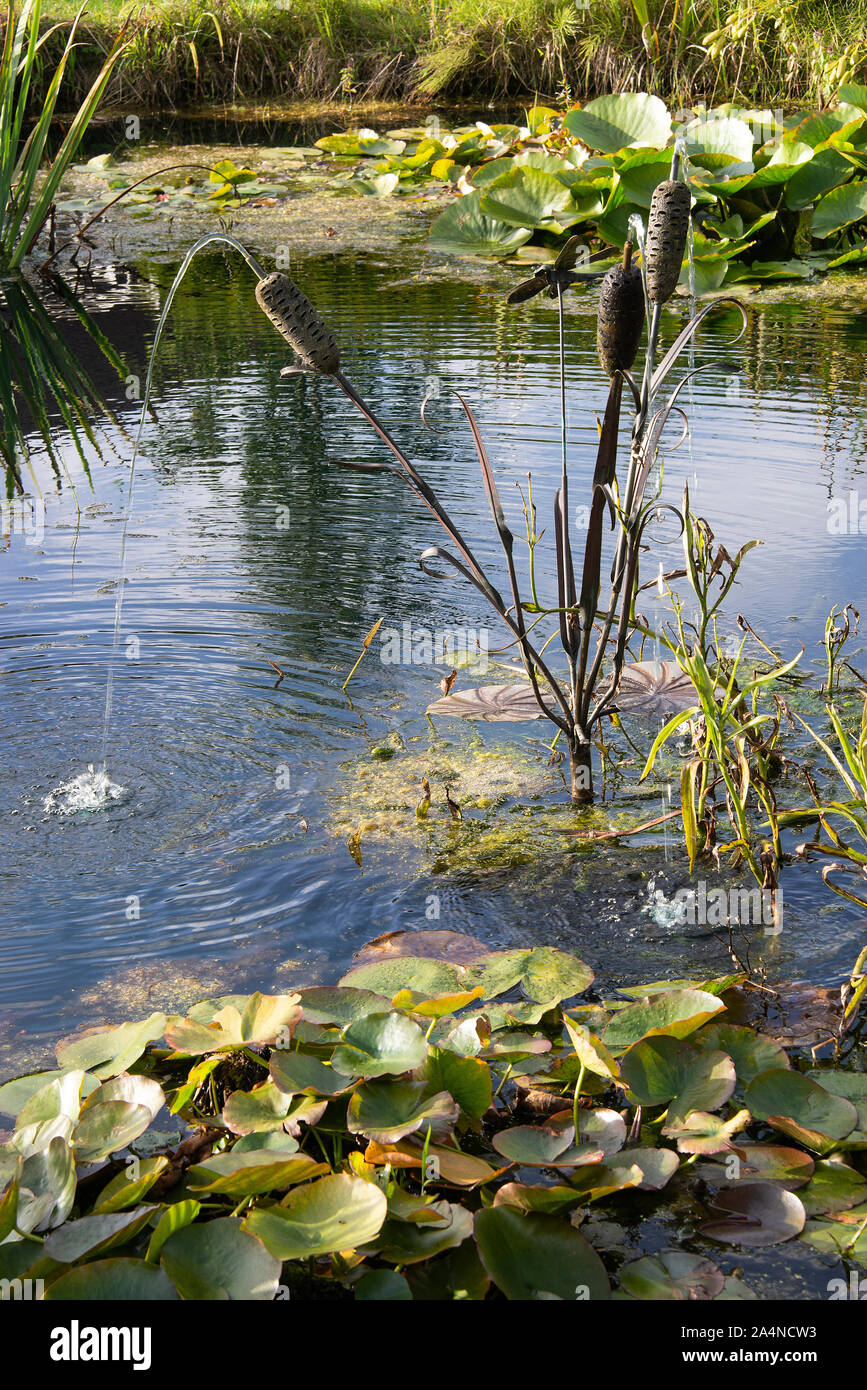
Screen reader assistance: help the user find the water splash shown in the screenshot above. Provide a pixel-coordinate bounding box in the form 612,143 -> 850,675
44,764 -> 125,815
646,877 -> 690,929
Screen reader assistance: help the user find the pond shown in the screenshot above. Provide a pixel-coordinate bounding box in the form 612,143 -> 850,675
2,213 -> 867,1082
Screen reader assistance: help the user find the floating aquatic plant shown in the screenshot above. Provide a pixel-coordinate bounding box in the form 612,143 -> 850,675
0,932 -> 865,1300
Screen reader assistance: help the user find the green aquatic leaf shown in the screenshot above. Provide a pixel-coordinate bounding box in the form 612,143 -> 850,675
798,1159 -> 867,1217
186,1152 -> 325,1198
347,1081 -> 458,1144
479,167 -> 576,227
298,986 -> 390,1024
55,1014 -> 166,1080
425,1048 -> 492,1118
745,1069 -> 858,1152
71,1101 -> 153,1163
243,1173 -> 387,1258
355,1269 -> 413,1300
222,1081 -> 292,1135
563,93 -> 671,154
602,990 -> 725,1049
371,1201 -> 473,1264
92,1156 -> 170,1213
406,1238 -> 490,1300
693,1023 -> 788,1084
474,1206 -> 610,1300
428,191 -> 534,256
784,149 -> 853,210
340,956 -> 463,997
619,1251 -> 725,1301
161,1217 -> 281,1300
491,1121 -> 605,1167
44,1205 -> 157,1263
270,1049 -> 357,1097
332,1012 -> 428,1078
812,179 -> 867,238
145,1200 -> 201,1264
45,1258 -> 180,1301
0,1069 -> 99,1119
621,1036 -> 736,1128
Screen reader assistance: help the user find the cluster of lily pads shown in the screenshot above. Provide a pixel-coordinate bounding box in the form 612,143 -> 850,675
315,90 -> 867,288
1,935 -> 866,1300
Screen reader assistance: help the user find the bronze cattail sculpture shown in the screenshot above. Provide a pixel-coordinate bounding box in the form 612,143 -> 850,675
645,179 -> 691,305
596,243 -> 645,378
255,271 -> 340,374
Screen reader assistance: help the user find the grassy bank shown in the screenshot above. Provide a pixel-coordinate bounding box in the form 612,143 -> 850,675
26,1 -> 867,111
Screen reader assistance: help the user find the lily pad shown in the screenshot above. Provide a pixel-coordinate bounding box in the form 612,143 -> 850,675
619,1250 -> 725,1301
161,1217 -> 281,1299
563,94 -> 672,154
474,1206 -> 610,1299
45,1258 -> 180,1301
428,191 -> 534,256
602,990 -> 725,1048
347,1081 -> 458,1143
55,1014 -> 166,1080
332,1011 -> 428,1078
745,1069 -> 858,1152
699,1181 -> 806,1247
243,1173 -> 387,1258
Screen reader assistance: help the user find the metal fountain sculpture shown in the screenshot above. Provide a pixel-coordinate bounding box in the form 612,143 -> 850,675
253,149 -> 745,805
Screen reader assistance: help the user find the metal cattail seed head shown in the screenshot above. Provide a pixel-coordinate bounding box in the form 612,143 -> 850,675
645,179 -> 691,305
255,271 -> 340,374
596,245 -> 645,378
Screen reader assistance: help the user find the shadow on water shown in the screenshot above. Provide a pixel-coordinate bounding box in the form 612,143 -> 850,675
1,242 -> 867,1072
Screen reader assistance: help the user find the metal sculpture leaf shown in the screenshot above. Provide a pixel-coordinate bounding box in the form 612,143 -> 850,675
603,661 -> 700,715
426,683 -> 556,722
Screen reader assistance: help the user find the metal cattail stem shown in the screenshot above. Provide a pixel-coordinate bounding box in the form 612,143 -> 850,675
645,179 -> 691,306
596,241 -> 645,378
255,271 -> 340,374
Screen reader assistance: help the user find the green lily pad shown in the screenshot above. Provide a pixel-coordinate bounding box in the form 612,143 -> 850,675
371,1201 -> 473,1263
44,1205 -> 157,1263
19,1137 -> 75,1229
55,1014 -> 166,1079
298,986 -> 390,1024
798,1159 -> 867,1217
187,1152 -> 325,1198
45,1258 -> 180,1300
332,1012 -> 428,1078
812,179 -> 867,238
355,1269 -> 413,1300
161,1217 -> 281,1299
480,167 -> 576,227
620,1035 -> 736,1127
405,1238 -> 490,1300
222,1081 -> 292,1135
339,956 -> 463,997
0,1069 -> 100,1119
693,1023 -> 788,1085
745,1069 -> 858,1152
492,1182 -> 586,1215
166,993 -> 301,1054
663,1108 -> 751,1155
619,1250 -> 725,1301
474,1206 -> 610,1300
71,1101 -> 153,1164
270,1050 -> 357,1097
425,1048 -> 492,1119
347,1081 -> 457,1143
93,1155 -> 170,1213
491,1121 -> 605,1167
428,191 -> 534,256
603,991 -> 726,1050
243,1173 -> 387,1258
563,93 -> 672,154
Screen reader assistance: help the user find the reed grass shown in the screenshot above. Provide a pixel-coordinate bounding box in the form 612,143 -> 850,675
29,0 -> 867,111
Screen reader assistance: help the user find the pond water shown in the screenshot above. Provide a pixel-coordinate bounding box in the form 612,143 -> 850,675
2,221 -> 867,1079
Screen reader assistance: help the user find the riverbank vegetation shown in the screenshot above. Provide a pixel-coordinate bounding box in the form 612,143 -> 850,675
33,0 -> 867,111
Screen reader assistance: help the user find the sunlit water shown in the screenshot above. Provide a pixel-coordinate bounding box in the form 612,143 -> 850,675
2,237 -> 867,1076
